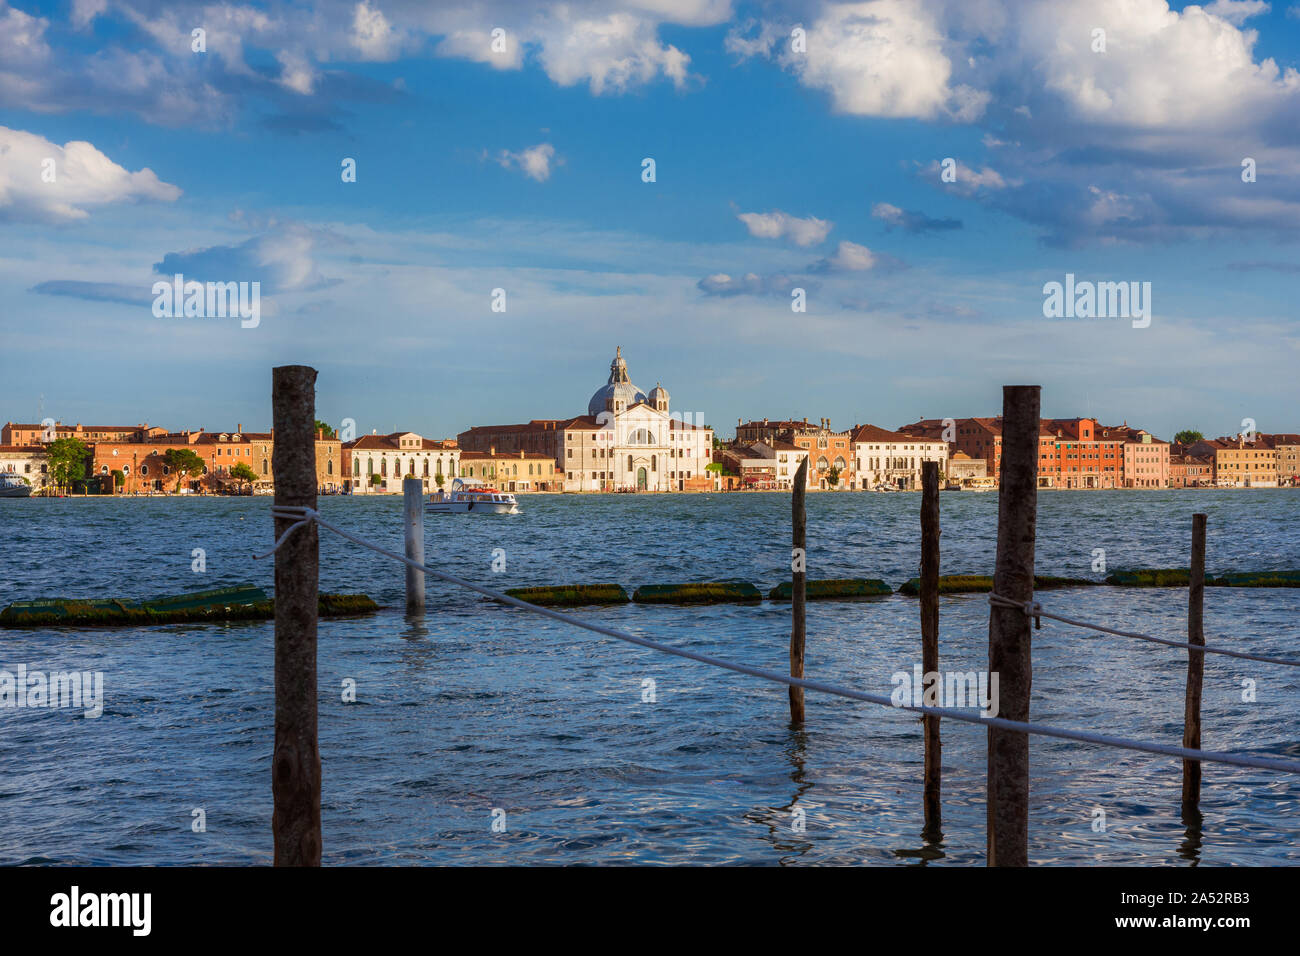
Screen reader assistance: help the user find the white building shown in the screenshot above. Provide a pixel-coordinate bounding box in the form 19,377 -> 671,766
459,347 -> 715,492
851,424 -> 948,490
344,432 -> 461,494
0,445 -> 50,493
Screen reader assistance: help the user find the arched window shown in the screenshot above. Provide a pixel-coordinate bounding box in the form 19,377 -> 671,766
627,455 -> 633,471
817,456 -> 829,470
423,459 -> 429,477
651,455 -> 656,471
265,459 -> 271,475
630,427 -> 655,446
327,460 -> 333,475
381,459 -> 388,476
352,459 -> 358,477
140,464 -> 149,476
834,456 -> 846,470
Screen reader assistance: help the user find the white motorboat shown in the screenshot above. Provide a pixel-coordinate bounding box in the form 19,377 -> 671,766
0,474 -> 32,498
427,478 -> 520,514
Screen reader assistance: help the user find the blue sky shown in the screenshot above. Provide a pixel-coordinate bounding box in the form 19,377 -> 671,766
1,0 -> 1298,440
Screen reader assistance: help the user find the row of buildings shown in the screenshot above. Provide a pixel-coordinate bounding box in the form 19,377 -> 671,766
718,415 -> 1300,491
3,349 -> 1296,494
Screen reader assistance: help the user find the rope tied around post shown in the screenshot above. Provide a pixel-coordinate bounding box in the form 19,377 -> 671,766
989,591 -> 1041,629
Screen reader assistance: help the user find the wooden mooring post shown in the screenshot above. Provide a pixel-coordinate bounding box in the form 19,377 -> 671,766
920,460 -> 942,835
1182,513 -> 1207,809
986,384 -> 1039,867
271,365 -> 322,866
789,457 -> 808,724
404,477 -> 426,616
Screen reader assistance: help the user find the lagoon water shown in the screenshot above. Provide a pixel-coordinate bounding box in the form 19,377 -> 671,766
1,490 -> 1298,865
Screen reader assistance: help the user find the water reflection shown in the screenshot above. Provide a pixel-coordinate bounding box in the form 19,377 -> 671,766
744,728 -> 816,864
1178,804 -> 1204,865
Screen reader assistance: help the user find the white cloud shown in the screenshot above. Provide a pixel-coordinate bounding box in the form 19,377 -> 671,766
1202,0 -> 1270,25
352,1 -> 402,60
530,10 -> 693,94
732,0 -> 989,121
812,240 -> 877,272
0,126 -> 181,223
496,143 -> 559,182
697,271 -> 802,296
735,209 -> 832,246
277,50 -> 318,94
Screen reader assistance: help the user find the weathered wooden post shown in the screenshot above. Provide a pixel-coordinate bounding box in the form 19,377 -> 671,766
271,365 -> 322,866
404,477 -> 426,616
921,459 -> 942,835
790,457 -> 809,724
1182,513 -> 1207,809
986,384 -> 1039,867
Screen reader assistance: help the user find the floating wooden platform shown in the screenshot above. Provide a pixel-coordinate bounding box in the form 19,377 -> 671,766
896,574 -> 1100,595
0,584 -> 379,628
503,584 -> 629,606
632,582 -> 763,604
1107,568 -> 1300,588
768,578 -> 892,601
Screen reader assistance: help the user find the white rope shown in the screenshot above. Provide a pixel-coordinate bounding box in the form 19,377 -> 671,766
256,506 -> 1300,775
988,592 -> 1300,667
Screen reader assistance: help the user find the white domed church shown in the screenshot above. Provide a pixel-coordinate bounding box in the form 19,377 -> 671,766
458,347 -> 715,492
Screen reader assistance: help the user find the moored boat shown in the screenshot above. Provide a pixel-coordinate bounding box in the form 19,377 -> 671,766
0,474 -> 32,498
427,478 -> 520,514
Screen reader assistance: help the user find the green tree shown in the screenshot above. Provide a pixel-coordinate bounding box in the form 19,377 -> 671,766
369,473 -> 383,487
47,437 -> 89,494
229,461 -> 257,492
112,469 -> 125,491
434,473 -> 445,488
1174,429 -> 1204,446
826,466 -> 841,488
315,420 -> 337,439
163,447 -> 206,493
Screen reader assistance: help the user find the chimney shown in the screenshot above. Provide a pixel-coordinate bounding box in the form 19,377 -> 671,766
237,423 -> 242,434
490,445 -> 496,456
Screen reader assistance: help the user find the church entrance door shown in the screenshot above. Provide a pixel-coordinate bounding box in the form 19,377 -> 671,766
637,467 -> 647,490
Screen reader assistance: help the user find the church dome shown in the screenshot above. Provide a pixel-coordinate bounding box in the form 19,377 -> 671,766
588,347 -> 648,417
648,383 -> 669,411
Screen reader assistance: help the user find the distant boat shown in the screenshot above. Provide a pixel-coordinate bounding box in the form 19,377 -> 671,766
0,475 -> 31,498
427,478 -> 519,515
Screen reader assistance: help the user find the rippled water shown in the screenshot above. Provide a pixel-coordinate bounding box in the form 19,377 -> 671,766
1,490 -> 1297,865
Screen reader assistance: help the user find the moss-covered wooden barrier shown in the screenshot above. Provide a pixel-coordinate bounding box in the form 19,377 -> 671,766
503,584 -> 629,606
897,574 -> 1101,595
632,582 -> 763,605
1105,568 -> 1189,587
1107,568 -> 1300,588
1,586 -> 379,628
769,578 -> 892,601
1210,570 -> 1300,588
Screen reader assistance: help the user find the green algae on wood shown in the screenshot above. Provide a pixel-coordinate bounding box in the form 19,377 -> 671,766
1,587 -> 379,628
503,584 -> 629,606
632,582 -> 762,604
769,578 -> 892,601
897,574 -> 1101,595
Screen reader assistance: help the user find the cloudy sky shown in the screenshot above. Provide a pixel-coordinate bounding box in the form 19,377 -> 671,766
2,0 -> 1298,440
